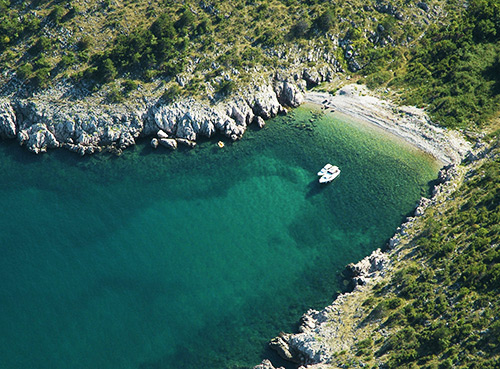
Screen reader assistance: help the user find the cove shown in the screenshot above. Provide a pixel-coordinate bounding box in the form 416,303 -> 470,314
0,105 -> 440,369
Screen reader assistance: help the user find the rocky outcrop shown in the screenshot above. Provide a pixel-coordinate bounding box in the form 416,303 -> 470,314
0,100 -> 17,139
275,81 -> 304,108
0,70 -> 317,155
345,248 -> 390,288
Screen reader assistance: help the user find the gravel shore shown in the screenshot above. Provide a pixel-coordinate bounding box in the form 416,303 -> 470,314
305,84 -> 471,165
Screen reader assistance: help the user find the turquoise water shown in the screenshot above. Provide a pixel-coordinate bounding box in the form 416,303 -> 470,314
0,106 -> 439,369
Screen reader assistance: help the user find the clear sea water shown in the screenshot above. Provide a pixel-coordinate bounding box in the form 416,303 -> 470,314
0,105 -> 440,369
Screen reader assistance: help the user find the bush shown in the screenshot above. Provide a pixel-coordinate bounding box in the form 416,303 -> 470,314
29,36 -> 51,55
315,10 -> 334,32
290,19 -> 310,38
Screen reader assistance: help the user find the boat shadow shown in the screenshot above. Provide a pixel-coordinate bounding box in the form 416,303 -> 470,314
305,179 -> 326,199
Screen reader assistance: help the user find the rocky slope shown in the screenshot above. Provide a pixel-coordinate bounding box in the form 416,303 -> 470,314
0,69 -> 335,155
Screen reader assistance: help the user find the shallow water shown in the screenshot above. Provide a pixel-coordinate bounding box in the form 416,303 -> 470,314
0,106 -> 439,369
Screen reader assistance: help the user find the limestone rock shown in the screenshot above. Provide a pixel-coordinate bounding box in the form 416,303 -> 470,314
277,81 -> 304,108
176,138 -> 196,148
18,123 -> 59,154
254,116 -> 266,128
414,197 -> 432,216
247,85 -> 282,119
157,130 -> 169,139
303,69 -> 321,87
119,131 -> 135,149
159,138 -> 178,150
269,333 -> 298,363
0,100 -> 17,139
151,138 -> 159,148
345,248 -> 389,287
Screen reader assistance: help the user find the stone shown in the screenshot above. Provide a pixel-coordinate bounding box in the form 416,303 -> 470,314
0,100 -> 17,139
254,116 -> 266,129
345,248 -> 389,285
18,123 -> 60,154
176,138 -> 196,148
157,130 -> 169,139
150,138 -> 159,148
414,197 -> 432,216
119,131 -> 135,148
159,138 -> 178,150
303,69 -> 321,87
247,85 -> 282,119
278,81 -> 304,108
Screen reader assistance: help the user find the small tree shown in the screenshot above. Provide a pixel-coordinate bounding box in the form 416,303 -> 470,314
315,10 -> 334,32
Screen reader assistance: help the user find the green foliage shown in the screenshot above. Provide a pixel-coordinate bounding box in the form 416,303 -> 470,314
375,151 -> 500,369
217,79 -> 236,96
49,5 -> 64,24
314,9 -> 335,32
162,84 -> 182,103
391,0 -> 500,128
290,19 -> 311,39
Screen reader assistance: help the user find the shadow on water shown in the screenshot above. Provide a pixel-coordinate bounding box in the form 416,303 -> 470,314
305,180 -> 326,199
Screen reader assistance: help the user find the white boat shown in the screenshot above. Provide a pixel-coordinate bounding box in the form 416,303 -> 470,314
317,163 -> 333,176
318,165 -> 341,183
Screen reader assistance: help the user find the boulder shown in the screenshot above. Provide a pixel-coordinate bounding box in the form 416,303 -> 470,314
303,69 -> 321,87
157,130 -> 169,139
150,138 -> 159,148
345,248 -> 389,287
159,138 -> 178,150
247,85 -> 282,119
18,123 -> 59,154
119,131 -> 135,149
176,138 -> 196,148
414,197 -> 432,216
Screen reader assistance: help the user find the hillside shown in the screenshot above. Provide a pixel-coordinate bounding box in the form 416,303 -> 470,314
1,0 -> 451,103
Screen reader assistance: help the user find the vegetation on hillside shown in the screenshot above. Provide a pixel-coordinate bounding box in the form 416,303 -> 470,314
357,142 -> 500,369
0,0 -> 443,100
361,0 -> 500,129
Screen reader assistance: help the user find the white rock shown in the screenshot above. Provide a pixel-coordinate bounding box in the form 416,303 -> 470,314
0,100 -> 17,139
159,138 -> 177,150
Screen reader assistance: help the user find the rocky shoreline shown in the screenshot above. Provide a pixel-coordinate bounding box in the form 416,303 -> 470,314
0,68 -> 335,155
252,98 -> 490,369
255,159 -> 474,369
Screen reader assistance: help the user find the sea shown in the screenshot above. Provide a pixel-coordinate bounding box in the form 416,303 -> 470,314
0,105 -> 440,369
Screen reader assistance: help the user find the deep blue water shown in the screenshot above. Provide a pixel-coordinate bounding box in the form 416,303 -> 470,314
0,106 -> 439,369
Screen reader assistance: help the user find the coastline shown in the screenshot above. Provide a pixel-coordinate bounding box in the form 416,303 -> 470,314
305,85 -> 471,165
255,86 -> 479,369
